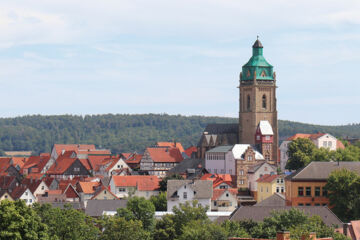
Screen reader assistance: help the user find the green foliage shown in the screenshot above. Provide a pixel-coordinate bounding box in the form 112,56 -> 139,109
0,114 -> 359,154
0,200 -> 48,240
325,169 -> 360,222
221,220 -> 250,238
33,203 -> 100,240
159,174 -> 183,192
171,201 -> 209,236
286,138 -> 317,170
150,192 -> 167,211
178,220 -> 228,240
117,196 -> 155,231
101,216 -> 151,240
153,214 -> 176,240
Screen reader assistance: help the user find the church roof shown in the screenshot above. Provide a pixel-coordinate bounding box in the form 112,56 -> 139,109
258,120 -> 274,135
204,123 -> 238,134
252,39 -> 263,48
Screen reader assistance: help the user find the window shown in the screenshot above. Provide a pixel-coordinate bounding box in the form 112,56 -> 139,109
4,195 -> 7,199
298,203 -> 304,206
247,155 -> 253,161
266,187 -> 269,192
265,136 -> 270,140
226,193 -> 229,197
315,203 -> 320,206
25,199 -> 28,203
117,165 -> 120,168
104,190 -> 107,194
280,179 -> 284,184
277,179 -> 280,183
305,203 -> 311,206
322,203 -> 327,206
298,187 -> 304,196
247,95 -> 251,111
262,95 -> 267,109
315,187 -> 321,197
305,187 -> 311,196
276,187 -> 279,193
256,135 -> 260,140
220,185 -> 226,189
240,180 -> 244,185
281,187 -> 284,193
328,141 -> 332,147
265,154 -> 270,161
183,192 -> 187,199
118,188 -> 126,192
74,167 -> 80,172
261,186 -> 263,192
214,201 -> 217,206
41,186 -> 45,190
323,141 -> 327,147
25,192 -> 28,196
240,170 -> 244,175
322,187 -> 328,197
30,199 -> 32,203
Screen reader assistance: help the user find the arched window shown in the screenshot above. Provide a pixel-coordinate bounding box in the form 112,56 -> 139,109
262,94 -> 266,109
247,95 -> 251,111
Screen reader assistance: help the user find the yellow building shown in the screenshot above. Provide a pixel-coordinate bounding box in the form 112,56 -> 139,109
257,174 -> 285,202
0,191 -> 14,202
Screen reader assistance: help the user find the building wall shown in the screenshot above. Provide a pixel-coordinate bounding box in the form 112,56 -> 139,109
92,190 -> 117,200
205,151 -> 235,175
33,181 -> 49,200
211,191 -> 237,212
19,189 -> 36,205
279,141 -> 290,171
285,180 -> 329,206
167,185 -> 211,212
134,190 -> 160,199
0,193 -> 14,201
257,178 -> 285,202
316,134 -> 337,151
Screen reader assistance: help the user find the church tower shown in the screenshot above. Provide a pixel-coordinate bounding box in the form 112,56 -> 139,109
239,38 -> 278,163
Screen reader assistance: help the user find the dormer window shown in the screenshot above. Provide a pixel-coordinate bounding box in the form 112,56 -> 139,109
261,70 -> 266,77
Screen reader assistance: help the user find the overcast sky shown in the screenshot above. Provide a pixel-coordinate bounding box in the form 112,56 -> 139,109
0,0 -> 359,125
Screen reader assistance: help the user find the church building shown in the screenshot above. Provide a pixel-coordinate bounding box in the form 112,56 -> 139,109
198,38 -> 279,165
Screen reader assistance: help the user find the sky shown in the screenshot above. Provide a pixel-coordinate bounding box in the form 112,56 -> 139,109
0,0 -> 359,125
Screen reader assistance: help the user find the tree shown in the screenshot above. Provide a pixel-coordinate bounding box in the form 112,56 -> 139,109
150,192 -> 167,211
0,200 -> 48,240
325,169 -> 360,222
117,196 -> 155,231
178,220 -> 228,240
286,138 -> 317,170
101,216 -> 151,240
171,201 -> 209,236
159,174 -> 183,192
33,203 -> 100,240
153,214 -> 176,240
221,220 -> 250,238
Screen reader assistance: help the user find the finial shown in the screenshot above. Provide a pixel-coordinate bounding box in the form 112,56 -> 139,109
257,35 -> 259,40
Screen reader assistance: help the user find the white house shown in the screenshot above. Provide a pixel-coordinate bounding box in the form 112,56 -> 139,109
279,133 -> 345,171
211,189 -> 238,212
205,144 -> 264,176
11,186 -> 36,205
167,180 -> 213,212
248,162 -> 276,195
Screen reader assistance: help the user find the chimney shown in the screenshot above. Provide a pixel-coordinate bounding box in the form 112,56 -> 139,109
343,223 -> 350,236
276,231 -> 290,240
301,232 -> 316,240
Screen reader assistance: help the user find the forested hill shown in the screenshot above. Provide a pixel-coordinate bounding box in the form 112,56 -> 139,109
0,114 -> 359,154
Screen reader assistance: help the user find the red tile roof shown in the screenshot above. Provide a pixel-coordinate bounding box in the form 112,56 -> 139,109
63,184 -> 80,199
157,142 -> 185,152
350,220 -> 360,240
200,173 -> 234,188
53,144 -> 96,156
125,154 -> 143,164
90,185 -> 118,200
256,174 -> 280,183
21,178 -> 45,194
22,155 -> 51,173
212,188 -> 237,200
77,181 -> 100,194
11,185 -> 29,199
121,153 -> 132,159
287,133 -> 327,141
112,175 -> 160,191
185,146 -> 197,158
78,149 -> 111,155
146,147 -> 184,163
0,175 -> 17,189
336,140 -> 345,150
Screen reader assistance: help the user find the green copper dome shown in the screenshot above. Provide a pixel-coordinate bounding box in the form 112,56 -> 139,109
241,39 -> 274,81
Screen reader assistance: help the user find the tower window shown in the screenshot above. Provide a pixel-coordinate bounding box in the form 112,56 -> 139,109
262,95 -> 267,109
247,95 -> 251,111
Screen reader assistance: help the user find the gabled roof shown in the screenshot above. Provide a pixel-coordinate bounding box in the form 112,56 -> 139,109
0,189 -> 13,200
286,133 -> 328,141
77,181 -> 100,194
256,174 -> 280,183
0,157 -> 26,173
255,193 -> 285,207
157,142 -> 185,153
232,144 -> 264,160
200,173 -> 233,188
167,158 -> 206,179
53,144 -> 96,156
146,147 -> 183,163
21,178 -> 45,194
11,185 -> 31,199
125,153 -> 143,165
184,146 -> 197,158
286,161 -> 360,181
258,120 -> 274,135
0,175 -> 17,189
212,188 -> 237,201
204,124 -> 239,134
112,175 -> 160,191
63,184 -> 80,199
248,162 -> 276,173
207,145 -> 233,153
22,155 -> 51,173
229,206 -> 342,227
85,199 -> 127,217
90,186 -> 118,200
167,180 -> 213,200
